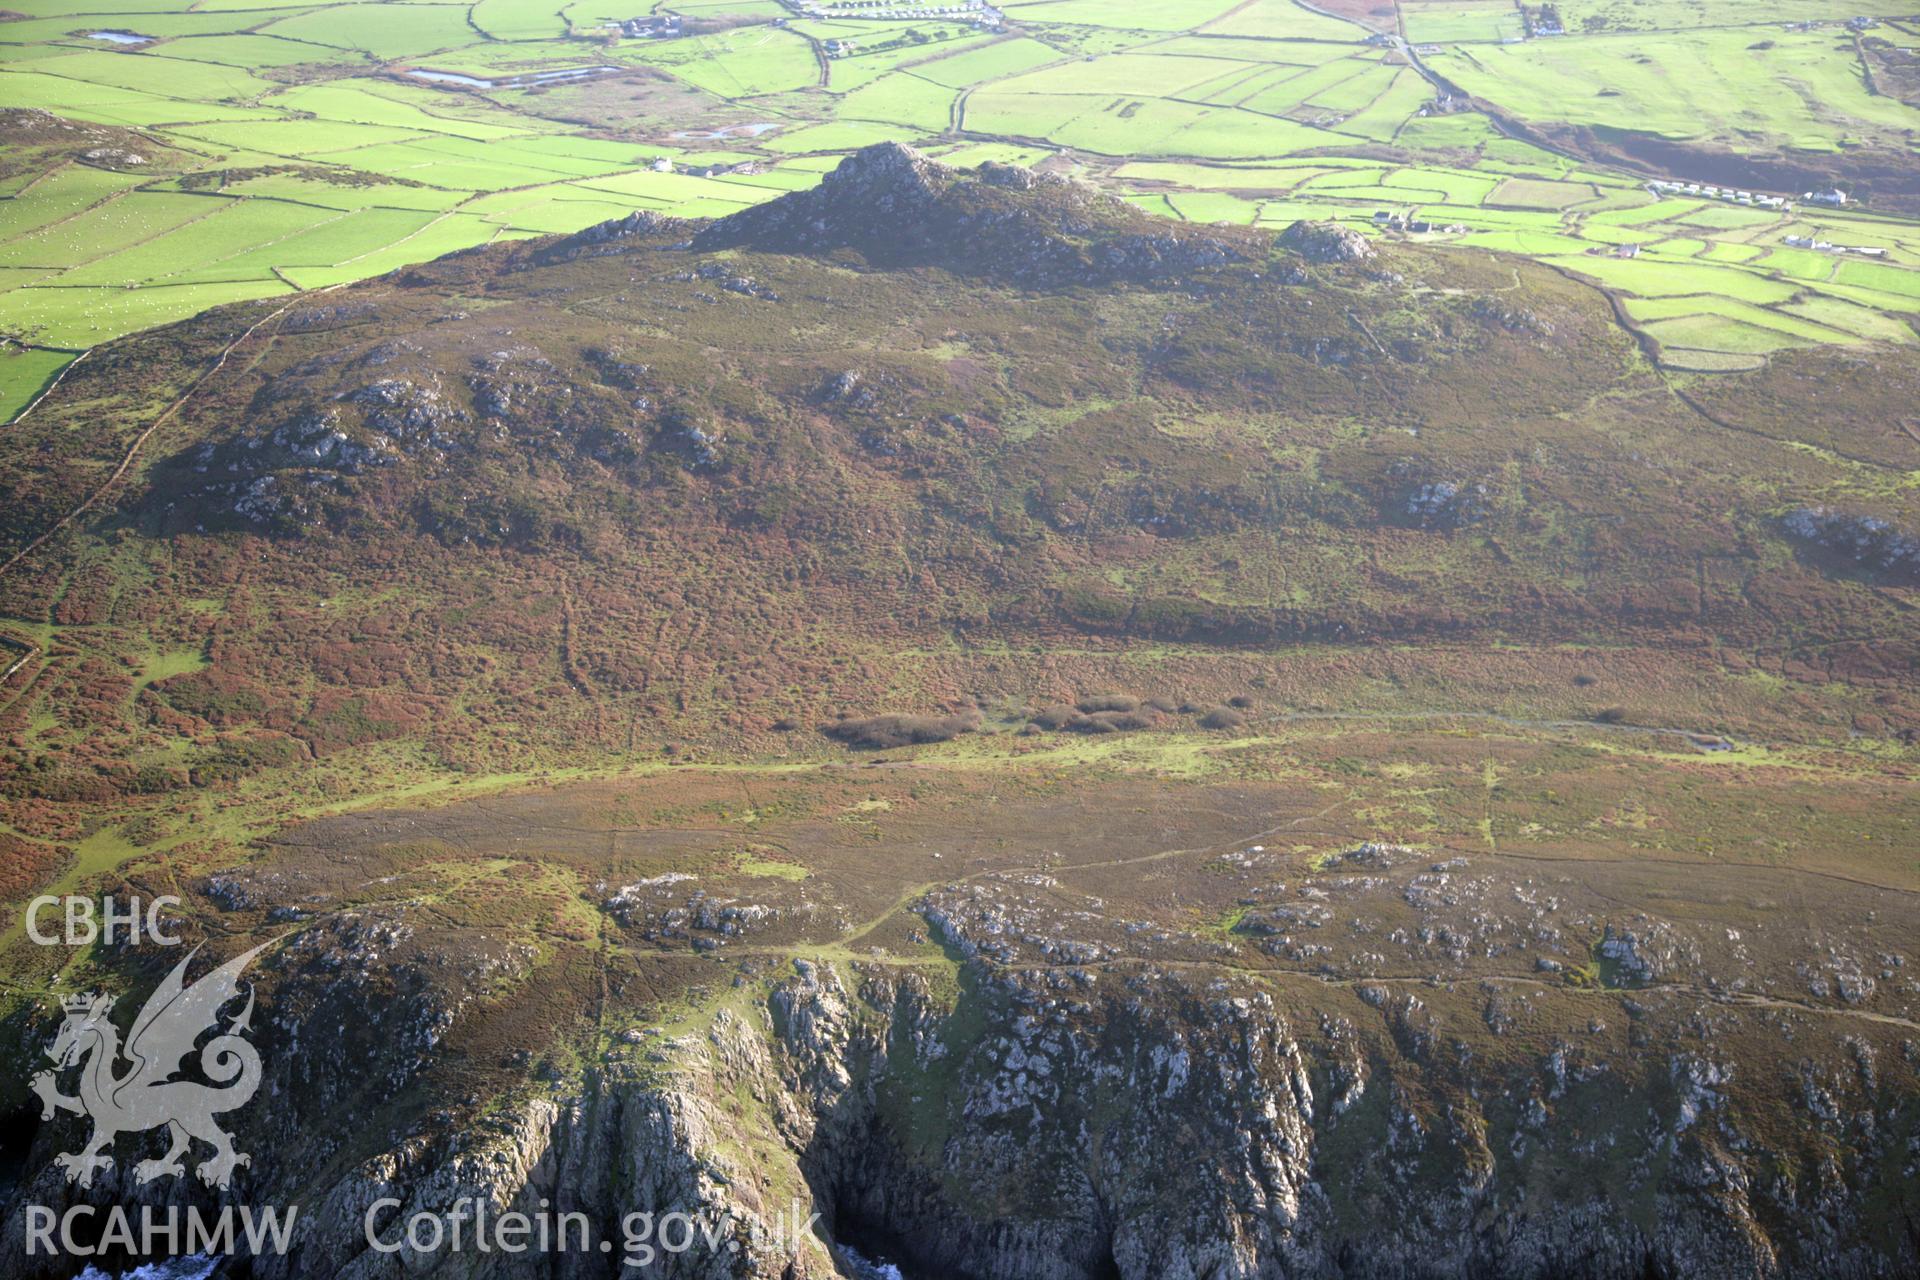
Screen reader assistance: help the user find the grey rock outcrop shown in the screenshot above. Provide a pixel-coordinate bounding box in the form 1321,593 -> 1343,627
1783,505 -> 1920,578
1277,221 -> 1374,263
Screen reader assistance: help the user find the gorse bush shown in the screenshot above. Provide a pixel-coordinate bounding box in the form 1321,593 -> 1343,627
821,712 -> 981,749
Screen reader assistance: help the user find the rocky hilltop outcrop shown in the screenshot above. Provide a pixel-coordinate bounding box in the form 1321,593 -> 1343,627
535,208 -> 692,266
692,142 -> 1243,286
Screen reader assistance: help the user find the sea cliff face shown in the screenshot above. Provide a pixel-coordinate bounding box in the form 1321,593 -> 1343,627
7,773 -> 1920,1280
14,925 -> 1908,1280
389,956 -> 1907,1279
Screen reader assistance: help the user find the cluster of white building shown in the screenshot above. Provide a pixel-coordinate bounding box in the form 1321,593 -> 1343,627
803,0 -> 1002,26
1784,16 -> 1878,31
1783,234 -> 1886,257
1645,179 -> 1792,210
647,156 -> 766,177
615,13 -> 680,37
822,6 -> 980,18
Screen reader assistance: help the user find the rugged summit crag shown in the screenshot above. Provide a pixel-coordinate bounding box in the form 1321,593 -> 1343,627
693,143 -> 1244,286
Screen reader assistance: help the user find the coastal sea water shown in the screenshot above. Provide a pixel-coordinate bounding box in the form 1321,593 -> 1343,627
77,1259 -> 215,1280
843,1243 -> 908,1279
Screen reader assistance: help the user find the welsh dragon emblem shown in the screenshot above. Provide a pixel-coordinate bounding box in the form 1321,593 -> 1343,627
30,941 -> 270,1190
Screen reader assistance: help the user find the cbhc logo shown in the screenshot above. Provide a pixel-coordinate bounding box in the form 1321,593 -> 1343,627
26,897 -> 183,946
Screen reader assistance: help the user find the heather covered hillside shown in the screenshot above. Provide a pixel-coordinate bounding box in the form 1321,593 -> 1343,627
1,147 -> 1916,805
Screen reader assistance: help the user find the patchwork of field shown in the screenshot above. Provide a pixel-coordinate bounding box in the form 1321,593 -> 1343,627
1427,27 -> 1917,156
3,0 -> 1920,414
1115,154 -> 1920,372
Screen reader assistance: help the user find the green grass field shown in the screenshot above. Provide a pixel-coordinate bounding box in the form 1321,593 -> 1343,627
1430,29 -> 1916,154
3,0 -> 1919,408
